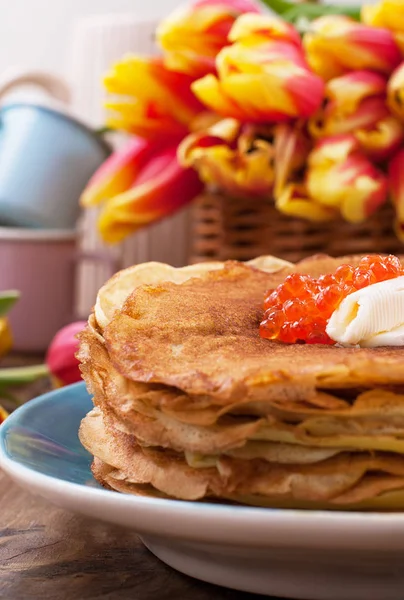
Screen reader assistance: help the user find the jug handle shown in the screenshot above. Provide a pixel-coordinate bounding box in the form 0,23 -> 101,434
0,67 -> 70,104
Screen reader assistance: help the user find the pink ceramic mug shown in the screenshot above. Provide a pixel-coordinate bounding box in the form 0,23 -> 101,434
0,228 -> 117,352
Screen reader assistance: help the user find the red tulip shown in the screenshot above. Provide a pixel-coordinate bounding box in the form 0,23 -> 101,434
81,138 -> 203,243
45,322 -> 87,387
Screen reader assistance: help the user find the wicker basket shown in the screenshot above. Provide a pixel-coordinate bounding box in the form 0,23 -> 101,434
190,192 -> 404,264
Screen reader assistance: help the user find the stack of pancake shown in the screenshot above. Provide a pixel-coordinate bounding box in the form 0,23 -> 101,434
78,254 -> 404,510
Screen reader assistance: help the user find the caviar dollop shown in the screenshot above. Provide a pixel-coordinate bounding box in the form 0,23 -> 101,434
260,255 -> 404,345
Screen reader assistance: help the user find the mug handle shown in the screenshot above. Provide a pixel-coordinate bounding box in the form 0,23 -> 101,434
0,67 -> 70,104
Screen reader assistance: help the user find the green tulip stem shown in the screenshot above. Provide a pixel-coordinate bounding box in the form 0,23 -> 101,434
0,291 -> 20,317
0,364 -> 49,385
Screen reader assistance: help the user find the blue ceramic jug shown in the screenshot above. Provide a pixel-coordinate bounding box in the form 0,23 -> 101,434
0,70 -> 111,229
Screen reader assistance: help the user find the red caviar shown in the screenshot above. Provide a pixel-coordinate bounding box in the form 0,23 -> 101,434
260,255 -> 404,345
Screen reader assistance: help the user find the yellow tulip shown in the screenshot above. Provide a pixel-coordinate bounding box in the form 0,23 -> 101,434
362,0 -> 404,54
276,135 -> 388,223
192,13 -> 325,122
310,70 -> 404,161
157,0 -> 261,77
104,56 -> 204,140
307,135 -> 388,222
180,118 -> 311,199
303,15 -> 401,81
179,118 -> 275,198
275,183 -> 339,222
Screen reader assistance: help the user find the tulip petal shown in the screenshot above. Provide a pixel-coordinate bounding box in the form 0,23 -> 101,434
362,0 -> 404,54
193,16 -> 324,122
192,74 -> 248,120
389,148 -> 404,240
81,138 -> 163,208
307,135 -> 388,222
304,15 -> 401,80
327,71 -> 387,112
179,118 -> 276,197
229,13 -> 301,46
97,146 -> 203,244
355,115 -> 404,162
388,62 -> 404,122
307,70 -> 401,161
274,123 -> 311,194
104,57 -> 204,139
275,183 -> 339,221
310,96 -> 390,139
157,0 -> 261,77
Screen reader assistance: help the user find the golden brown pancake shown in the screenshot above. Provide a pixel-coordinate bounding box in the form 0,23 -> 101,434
103,258 -> 404,401
79,253 -> 404,510
80,408 -> 404,507
80,320 -> 404,457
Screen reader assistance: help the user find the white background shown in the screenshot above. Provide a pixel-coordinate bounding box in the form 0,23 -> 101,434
0,0 -> 180,76
0,0 -> 369,76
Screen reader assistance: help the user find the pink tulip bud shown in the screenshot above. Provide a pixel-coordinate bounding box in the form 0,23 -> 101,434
45,322 -> 87,387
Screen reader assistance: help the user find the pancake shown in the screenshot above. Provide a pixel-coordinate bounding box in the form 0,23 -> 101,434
79,324 -> 404,457
80,408 -> 404,508
94,255 -> 292,332
103,259 -> 404,401
79,253 -> 404,510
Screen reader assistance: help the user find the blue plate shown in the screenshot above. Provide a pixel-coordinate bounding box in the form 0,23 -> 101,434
0,381 -> 98,486
2,382 -> 404,599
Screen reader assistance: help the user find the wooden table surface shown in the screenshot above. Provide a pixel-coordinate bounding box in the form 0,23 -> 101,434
0,356 -> 269,600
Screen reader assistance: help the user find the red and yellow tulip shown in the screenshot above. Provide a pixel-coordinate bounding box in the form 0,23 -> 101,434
303,15 -> 401,81
276,135 -> 388,223
389,148 -> 404,240
192,13 -> 325,122
362,0 -> 404,55
104,57 -> 204,140
81,138 -> 203,244
388,62 -> 404,122
179,118 -> 276,198
180,118 -> 311,199
309,70 -> 404,161
157,0 -> 261,77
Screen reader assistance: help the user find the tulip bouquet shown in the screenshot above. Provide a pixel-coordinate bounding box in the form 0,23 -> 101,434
81,0 -> 404,246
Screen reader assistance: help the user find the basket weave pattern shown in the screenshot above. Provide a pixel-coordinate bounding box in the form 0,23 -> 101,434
190,192 -> 404,264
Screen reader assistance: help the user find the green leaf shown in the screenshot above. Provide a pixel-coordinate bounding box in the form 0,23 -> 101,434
259,0 -> 296,14
281,3 -> 361,22
0,364 -> 49,385
260,0 -> 361,21
0,290 -> 20,317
